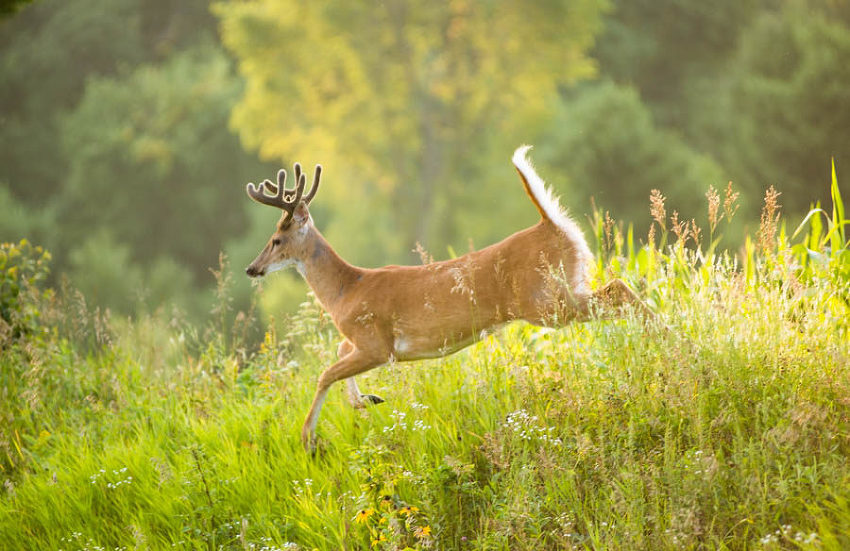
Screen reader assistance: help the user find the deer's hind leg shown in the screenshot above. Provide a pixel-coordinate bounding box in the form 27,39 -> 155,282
524,278 -> 656,328
338,339 -> 385,409
577,278 -> 656,322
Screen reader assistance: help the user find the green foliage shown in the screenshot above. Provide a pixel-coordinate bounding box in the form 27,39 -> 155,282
5,0 -> 850,323
59,44 -> 263,285
65,231 -> 203,317
0,239 -> 51,342
0,187 -> 55,246
0,0 -> 146,202
1,0 -> 272,320
1,0 -> 221,203
790,160 -> 850,293
595,0 -> 850,218
0,0 -> 33,18
1,174 -> 849,548
721,10 -> 850,211
539,82 -> 725,232
594,0 -> 766,124
216,0 -> 607,263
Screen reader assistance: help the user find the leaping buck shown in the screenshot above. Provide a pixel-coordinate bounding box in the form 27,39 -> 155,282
246,146 -> 653,452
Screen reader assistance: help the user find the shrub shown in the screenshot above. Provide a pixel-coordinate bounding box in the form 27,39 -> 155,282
0,239 -> 51,344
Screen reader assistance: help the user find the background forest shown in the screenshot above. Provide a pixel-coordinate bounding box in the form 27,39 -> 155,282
2,2 -> 850,549
2,0 -> 848,321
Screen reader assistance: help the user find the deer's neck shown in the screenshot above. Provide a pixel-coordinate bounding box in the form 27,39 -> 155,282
298,226 -> 362,312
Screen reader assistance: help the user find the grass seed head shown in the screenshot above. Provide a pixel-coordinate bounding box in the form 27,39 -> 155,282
706,185 -> 720,233
758,185 -> 782,254
650,189 -> 667,231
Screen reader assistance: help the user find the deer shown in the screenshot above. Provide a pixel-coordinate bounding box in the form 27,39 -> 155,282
245,146 -> 654,453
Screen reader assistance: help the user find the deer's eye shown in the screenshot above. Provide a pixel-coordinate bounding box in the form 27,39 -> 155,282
272,238 -> 281,247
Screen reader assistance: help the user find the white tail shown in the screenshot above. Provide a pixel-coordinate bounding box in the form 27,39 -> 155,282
512,145 -> 594,293
246,146 -> 654,452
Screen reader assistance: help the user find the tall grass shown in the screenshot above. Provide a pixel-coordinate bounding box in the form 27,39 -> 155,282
1,174 -> 848,550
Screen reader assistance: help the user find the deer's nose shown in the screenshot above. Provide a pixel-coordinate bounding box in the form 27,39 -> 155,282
246,266 -> 263,277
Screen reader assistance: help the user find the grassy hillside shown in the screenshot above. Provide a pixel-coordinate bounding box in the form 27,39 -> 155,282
1,181 -> 848,550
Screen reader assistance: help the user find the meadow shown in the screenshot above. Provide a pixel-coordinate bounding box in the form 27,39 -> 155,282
1,179 -> 848,551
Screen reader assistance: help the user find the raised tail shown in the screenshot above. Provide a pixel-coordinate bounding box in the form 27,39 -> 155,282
511,145 -> 593,263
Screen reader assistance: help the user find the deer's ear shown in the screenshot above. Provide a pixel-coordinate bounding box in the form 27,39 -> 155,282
293,201 -> 311,225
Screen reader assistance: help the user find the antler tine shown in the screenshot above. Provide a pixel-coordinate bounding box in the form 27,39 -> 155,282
259,168 -> 286,197
245,162 -> 314,218
273,168 -> 287,199
290,170 -> 306,212
246,179 -> 281,209
246,169 -> 291,210
303,164 -> 322,205
293,162 -> 303,195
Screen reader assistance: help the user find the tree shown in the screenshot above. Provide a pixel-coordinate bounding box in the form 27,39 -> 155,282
0,0 -> 226,204
215,0 -> 607,263
538,82 -> 724,234
592,0 -> 769,128
724,10 -> 850,211
58,44 -> 271,285
1,0 -> 274,317
0,0 -> 146,203
0,0 -> 34,19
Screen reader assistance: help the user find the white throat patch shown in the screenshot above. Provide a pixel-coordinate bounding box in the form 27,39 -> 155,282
266,258 -> 305,275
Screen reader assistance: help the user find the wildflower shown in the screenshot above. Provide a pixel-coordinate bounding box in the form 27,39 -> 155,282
354,508 -> 375,524
413,419 -> 432,431
370,534 -> 387,547
398,506 -> 419,517
414,525 -> 432,539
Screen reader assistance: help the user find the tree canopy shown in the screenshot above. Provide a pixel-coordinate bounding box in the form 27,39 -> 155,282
216,0 -> 607,262
2,0 -> 849,318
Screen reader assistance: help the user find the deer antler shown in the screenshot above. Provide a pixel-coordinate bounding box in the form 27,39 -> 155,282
303,164 -> 322,204
246,163 -> 322,223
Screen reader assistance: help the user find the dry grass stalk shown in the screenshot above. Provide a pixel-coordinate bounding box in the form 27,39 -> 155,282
724,182 -> 740,222
670,211 -> 686,243
413,242 -> 434,265
706,186 -> 720,234
689,219 -> 702,247
758,186 -> 782,254
650,189 -> 666,231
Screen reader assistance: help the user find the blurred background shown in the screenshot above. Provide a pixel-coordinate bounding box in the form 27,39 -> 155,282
1,0 -> 848,323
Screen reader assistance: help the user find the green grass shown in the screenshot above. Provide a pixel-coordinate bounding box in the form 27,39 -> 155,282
1,186 -> 849,550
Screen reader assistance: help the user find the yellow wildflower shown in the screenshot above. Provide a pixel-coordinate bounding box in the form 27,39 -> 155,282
414,525 -> 432,539
354,508 -> 375,524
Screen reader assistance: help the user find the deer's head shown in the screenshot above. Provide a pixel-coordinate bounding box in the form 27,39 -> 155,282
245,163 -> 321,278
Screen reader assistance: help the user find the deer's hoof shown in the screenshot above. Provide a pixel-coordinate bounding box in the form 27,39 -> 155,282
362,394 -> 385,405
301,430 -> 318,456
350,393 -> 385,409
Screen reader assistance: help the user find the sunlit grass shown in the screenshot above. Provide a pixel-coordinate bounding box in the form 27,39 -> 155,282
1,177 -> 848,549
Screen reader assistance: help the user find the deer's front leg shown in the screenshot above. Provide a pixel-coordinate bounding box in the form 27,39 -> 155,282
337,339 -> 385,409
302,348 -> 384,453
